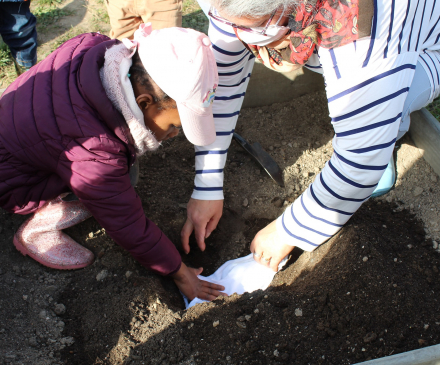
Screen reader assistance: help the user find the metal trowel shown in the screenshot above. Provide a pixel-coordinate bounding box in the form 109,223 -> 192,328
233,132 -> 285,187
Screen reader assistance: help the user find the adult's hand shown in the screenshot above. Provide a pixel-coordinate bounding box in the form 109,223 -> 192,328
181,198 -> 223,254
250,219 -> 295,272
171,262 -> 226,301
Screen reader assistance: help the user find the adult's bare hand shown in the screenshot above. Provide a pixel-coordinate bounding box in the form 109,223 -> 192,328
181,198 -> 223,254
250,219 -> 294,272
171,262 -> 226,301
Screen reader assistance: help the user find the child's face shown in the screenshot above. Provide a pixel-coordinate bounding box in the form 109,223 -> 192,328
143,103 -> 182,142
134,91 -> 182,142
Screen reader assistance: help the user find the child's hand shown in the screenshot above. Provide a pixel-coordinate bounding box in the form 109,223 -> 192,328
171,262 -> 226,301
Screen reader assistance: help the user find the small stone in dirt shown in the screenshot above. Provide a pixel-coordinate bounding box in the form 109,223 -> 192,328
271,197 -> 283,208
237,316 -> 246,322
236,321 -> 246,329
424,324 -> 429,330
213,320 -> 219,327
273,349 -> 280,357
294,308 -> 303,317
254,308 -> 260,314
386,196 -> 393,203
125,271 -> 133,278
431,174 -> 438,182
242,198 -> 248,207
96,270 -> 108,281
188,323 -> 194,329
60,337 -> 75,346
269,146 -> 274,151
394,258 -> 398,262
413,187 -> 424,197
433,241 -> 439,250
258,109 -> 263,114
39,310 -> 48,320
23,295 -> 28,300
363,256 -> 368,262
363,332 -> 377,343
28,337 -> 39,347
54,303 -> 66,315
245,315 -> 252,321
88,232 -> 94,238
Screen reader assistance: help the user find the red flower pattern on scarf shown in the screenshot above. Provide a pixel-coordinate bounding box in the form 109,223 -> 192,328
246,0 -> 360,68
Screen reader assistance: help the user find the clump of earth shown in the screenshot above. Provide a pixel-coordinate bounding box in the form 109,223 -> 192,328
1,91 -> 440,365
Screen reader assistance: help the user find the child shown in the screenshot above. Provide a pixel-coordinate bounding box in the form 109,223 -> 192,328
0,24 -> 224,302
0,0 -> 37,74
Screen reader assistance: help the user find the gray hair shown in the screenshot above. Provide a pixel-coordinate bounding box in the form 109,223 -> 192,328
205,0 -> 298,18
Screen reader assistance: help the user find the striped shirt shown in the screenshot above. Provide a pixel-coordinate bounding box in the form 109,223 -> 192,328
192,0 -> 440,251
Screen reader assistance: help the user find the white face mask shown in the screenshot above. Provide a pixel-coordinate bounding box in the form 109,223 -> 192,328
236,25 -> 290,46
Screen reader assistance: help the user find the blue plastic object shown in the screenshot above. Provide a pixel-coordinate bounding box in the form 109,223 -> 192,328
371,154 -> 396,198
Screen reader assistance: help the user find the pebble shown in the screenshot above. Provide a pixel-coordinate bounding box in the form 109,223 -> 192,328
245,315 -> 252,321
431,174 -> 438,182
433,241 -> 439,249
394,258 -> 398,262
60,337 -> 75,346
258,109 -> 263,114
294,308 -> 303,317
236,321 -> 246,329
413,187 -> 424,197
213,320 -> 219,327
363,332 -> 377,343
237,316 -> 246,322
273,349 -> 280,357
272,197 -> 283,208
23,295 -> 28,300
88,232 -> 94,238
363,256 -> 368,262
28,337 -> 39,347
39,310 -> 48,320
188,323 -> 194,329
96,270 -> 108,281
54,303 -> 66,315
125,271 -> 133,278
424,324 -> 429,330
269,146 -> 274,151
254,308 -> 260,314
242,198 -> 248,207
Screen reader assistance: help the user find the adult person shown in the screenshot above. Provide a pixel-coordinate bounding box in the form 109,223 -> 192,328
0,0 -> 37,74
181,0 -> 440,271
105,0 -> 182,39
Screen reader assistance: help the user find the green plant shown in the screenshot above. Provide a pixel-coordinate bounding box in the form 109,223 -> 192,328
427,97 -> 440,121
0,42 -> 12,68
34,5 -> 73,28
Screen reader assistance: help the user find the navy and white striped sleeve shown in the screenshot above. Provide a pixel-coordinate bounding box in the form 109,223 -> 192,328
277,0 -> 440,251
191,18 -> 255,200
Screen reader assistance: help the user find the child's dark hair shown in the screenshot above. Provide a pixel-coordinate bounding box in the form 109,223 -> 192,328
129,51 -> 176,110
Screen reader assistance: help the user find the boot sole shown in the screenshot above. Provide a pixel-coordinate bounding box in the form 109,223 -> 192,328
13,236 -> 93,270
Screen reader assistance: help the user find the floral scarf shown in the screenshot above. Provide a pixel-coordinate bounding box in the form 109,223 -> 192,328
240,0 -> 371,72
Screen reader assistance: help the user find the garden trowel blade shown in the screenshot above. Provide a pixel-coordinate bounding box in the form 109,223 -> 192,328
233,133 -> 284,187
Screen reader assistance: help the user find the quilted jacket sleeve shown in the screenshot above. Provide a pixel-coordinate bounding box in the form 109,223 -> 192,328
57,138 -> 181,276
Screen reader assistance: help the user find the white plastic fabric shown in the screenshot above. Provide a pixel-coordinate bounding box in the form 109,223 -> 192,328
183,254 -> 287,309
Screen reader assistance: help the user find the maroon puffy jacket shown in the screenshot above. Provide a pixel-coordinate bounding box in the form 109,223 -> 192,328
0,33 -> 181,275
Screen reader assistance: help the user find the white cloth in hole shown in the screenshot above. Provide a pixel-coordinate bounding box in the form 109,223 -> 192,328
183,253 -> 288,309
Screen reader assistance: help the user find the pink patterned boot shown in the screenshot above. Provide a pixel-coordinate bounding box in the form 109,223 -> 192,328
13,195 -> 94,270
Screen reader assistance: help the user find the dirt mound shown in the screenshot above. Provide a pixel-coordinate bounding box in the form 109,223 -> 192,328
2,91 -> 440,364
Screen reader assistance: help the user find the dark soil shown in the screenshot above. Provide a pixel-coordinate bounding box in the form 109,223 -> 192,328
1,91 -> 440,365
